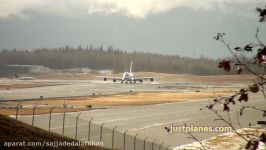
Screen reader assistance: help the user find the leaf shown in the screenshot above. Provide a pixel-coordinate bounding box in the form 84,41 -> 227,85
239,89 -> 246,93
249,84 -> 259,93
260,132 -> 266,143
244,44 -> 253,52
214,35 -> 220,40
257,51 -> 264,64
236,66 -> 243,74
164,126 -> 170,132
218,61 -> 223,68
207,104 -> 213,109
218,60 -> 231,72
223,104 -> 230,112
234,47 -> 242,51
214,33 -> 226,40
257,47 -> 266,64
223,61 -> 231,72
240,109 -> 243,116
245,140 -> 259,150
238,93 -> 248,102
228,97 -> 235,105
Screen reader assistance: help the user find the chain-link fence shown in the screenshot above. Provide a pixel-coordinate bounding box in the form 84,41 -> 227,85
15,110 -> 172,150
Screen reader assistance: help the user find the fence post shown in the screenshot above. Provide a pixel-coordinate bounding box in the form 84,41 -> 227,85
32,104 -> 39,126
134,133 -> 139,150
48,106 -> 55,131
123,130 -> 128,150
75,113 -> 82,140
88,118 -> 94,141
62,111 -> 66,135
159,142 -> 164,150
16,102 -> 21,120
144,137 -> 148,150
152,139 -> 156,150
112,126 -> 117,149
100,122 -> 105,141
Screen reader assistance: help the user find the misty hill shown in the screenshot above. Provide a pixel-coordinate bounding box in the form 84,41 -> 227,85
0,46 -> 225,75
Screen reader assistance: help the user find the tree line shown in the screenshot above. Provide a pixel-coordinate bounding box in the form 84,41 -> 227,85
0,46 -> 227,75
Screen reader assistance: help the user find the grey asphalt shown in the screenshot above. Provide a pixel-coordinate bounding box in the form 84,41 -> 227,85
0,79 -> 246,101
0,80 -> 165,100
13,93 -> 266,150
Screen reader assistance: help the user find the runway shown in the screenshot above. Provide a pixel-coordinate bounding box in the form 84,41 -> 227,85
0,80 -> 159,100
13,92 -> 266,150
0,79 -> 246,101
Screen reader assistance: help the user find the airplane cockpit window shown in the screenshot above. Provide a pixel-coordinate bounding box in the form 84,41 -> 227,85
124,72 -> 129,76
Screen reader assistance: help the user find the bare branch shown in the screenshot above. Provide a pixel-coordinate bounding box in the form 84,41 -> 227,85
187,132 -> 207,150
260,66 -> 266,100
218,35 -> 262,78
211,110 -> 250,142
236,110 -> 243,128
255,27 -> 265,47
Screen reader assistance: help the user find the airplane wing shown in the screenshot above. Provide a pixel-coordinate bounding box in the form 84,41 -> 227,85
104,76 -> 122,80
102,76 -> 122,82
96,75 -> 122,82
134,77 -> 154,82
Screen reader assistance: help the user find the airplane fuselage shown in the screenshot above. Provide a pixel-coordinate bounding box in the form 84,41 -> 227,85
122,72 -> 134,82
103,61 -> 153,83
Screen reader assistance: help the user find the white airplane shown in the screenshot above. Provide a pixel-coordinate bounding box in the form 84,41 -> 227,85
103,62 -> 154,83
14,74 -> 35,80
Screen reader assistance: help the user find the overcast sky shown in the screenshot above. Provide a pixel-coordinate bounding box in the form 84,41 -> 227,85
0,0 -> 265,58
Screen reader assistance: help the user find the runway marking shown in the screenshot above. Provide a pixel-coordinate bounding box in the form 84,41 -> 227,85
73,111 -> 238,140
82,98 -> 211,117
87,108 -> 155,117
82,99 -> 262,121
46,110 -> 212,130
23,110 -> 202,130
49,123 -> 89,130
92,109 -> 207,124
15,109 -> 208,131
87,98 -> 262,116
127,107 -> 262,132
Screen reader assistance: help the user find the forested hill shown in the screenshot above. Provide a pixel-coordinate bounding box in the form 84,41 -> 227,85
0,46 -> 225,75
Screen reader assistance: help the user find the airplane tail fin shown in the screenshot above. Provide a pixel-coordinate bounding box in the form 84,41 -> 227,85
130,61 -> 133,73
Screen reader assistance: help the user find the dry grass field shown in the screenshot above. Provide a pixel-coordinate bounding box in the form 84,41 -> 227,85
1,90 -> 236,116
0,107 -> 91,116
0,83 -> 58,90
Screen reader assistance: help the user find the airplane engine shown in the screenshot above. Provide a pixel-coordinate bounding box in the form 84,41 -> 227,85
104,78 -> 107,81
113,79 -> 117,82
150,78 -> 154,82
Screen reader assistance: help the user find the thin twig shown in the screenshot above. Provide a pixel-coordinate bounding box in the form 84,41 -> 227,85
187,132 -> 207,150
260,66 -> 266,100
242,106 -> 265,112
255,27 -> 265,47
236,110 -> 243,128
212,110 -> 250,143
